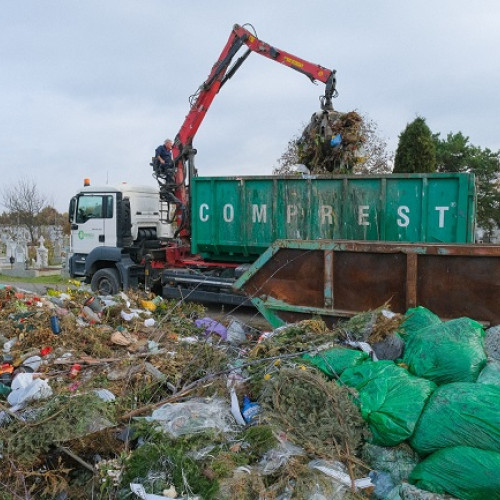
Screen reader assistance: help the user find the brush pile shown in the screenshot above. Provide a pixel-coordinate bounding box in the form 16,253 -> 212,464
0,284 -> 499,499
298,110 -> 366,173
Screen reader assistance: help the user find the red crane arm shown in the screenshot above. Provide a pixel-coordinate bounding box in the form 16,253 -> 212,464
235,24 -> 336,92
176,24 -> 336,154
159,23 -> 337,238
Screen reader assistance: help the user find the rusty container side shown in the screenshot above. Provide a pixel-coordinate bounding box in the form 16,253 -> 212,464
235,240 -> 500,327
190,173 -> 476,261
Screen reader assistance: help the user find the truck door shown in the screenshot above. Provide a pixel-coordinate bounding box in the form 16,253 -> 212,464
70,194 -> 117,254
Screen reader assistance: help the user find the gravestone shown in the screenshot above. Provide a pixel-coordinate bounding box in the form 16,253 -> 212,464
52,232 -> 64,265
14,242 -> 27,269
35,235 -> 49,269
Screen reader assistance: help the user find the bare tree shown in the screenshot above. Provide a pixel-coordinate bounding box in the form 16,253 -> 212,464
353,116 -> 393,174
273,132 -> 303,175
1,177 -> 49,243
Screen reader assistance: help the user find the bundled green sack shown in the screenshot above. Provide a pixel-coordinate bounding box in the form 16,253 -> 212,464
302,346 -> 369,378
339,360 -> 395,389
410,382 -> 500,455
409,446 -> 500,500
402,317 -> 486,385
398,306 -> 441,339
340,361 -> 436,446
476,359 -> 500,387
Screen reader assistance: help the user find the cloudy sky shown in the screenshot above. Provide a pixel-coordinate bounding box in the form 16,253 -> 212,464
1,1 -> 499,212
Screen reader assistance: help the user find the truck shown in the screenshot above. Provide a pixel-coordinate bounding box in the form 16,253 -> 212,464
68,24 -> 476,304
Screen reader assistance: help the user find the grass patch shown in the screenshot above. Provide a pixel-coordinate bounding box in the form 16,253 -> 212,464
0,273 -> 68,285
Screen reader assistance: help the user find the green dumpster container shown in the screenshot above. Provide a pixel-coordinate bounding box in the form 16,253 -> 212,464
190,173 -> 475,261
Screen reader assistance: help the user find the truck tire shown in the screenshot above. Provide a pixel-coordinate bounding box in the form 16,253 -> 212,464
91,268 -> 121,295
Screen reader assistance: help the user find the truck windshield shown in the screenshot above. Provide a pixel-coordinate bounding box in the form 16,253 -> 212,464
76,195 -> 113,223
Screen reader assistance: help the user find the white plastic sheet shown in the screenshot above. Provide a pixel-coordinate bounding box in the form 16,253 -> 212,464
7,373 -> 52,408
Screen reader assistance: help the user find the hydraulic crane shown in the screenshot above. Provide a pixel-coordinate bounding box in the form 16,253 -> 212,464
153,23 -> 337,238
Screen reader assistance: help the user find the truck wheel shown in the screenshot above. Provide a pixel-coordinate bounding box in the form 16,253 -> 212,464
91,268 -> 120,295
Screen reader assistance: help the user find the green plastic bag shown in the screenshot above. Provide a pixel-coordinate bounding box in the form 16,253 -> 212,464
476,359 -> 500,387
410,382 -> 500,455
338,360 -> 395,389
410,446 -> 500,500
402,317 -> 486,385
398,306 -> 441,339
302,346 -> 369,378
340,361 -> 436,446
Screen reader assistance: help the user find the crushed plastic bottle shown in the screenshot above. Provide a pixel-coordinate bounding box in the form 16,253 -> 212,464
82,306 -> 101,323
242,395 -> 260,425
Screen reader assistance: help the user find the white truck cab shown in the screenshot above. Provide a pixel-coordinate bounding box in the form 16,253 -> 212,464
68,182 -> 174,293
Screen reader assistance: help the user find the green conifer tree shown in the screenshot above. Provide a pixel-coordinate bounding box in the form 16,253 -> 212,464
394,117 -> 436,173
434,131 -> 500,234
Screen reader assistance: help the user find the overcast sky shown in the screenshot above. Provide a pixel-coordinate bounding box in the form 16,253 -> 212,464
1,1 -> 499,212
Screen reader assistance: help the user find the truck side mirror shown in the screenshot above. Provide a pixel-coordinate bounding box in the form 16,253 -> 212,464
69,197 -> 76,223
117,197 -> 133,247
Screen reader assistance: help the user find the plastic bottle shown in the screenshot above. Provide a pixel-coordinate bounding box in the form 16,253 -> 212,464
50,315 -> 61,334
241,395 -> 260,425
3,337 -> 18,352
82,306 -> 101,323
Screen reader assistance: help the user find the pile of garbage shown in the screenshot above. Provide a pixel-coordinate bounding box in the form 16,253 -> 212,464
298,110 -> 366,173
0,283 -> 499,500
